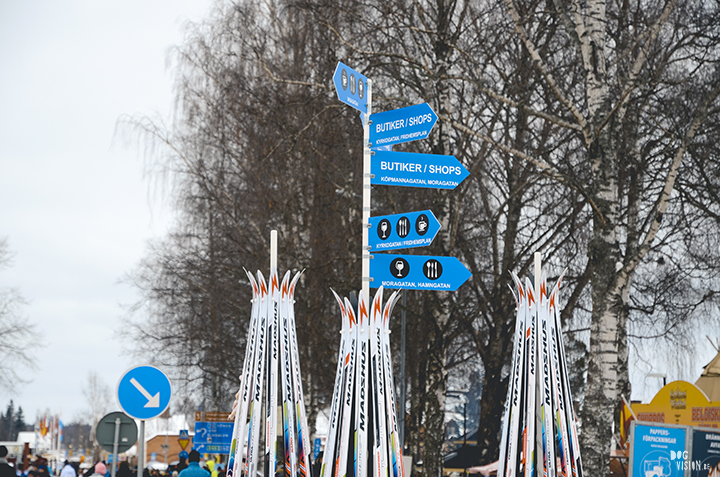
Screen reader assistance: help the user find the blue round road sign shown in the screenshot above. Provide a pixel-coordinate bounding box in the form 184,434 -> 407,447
117,365 -> 172,420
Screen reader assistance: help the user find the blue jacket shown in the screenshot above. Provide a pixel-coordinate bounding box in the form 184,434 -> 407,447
178,463 -> 210,477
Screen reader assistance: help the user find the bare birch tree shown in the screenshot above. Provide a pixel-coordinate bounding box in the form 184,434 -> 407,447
0,238 -> 38,392
82,371 -> 112,461
459,0 -> 720,473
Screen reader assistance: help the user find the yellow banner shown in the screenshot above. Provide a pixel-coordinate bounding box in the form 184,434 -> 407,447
631,380 -> 720,429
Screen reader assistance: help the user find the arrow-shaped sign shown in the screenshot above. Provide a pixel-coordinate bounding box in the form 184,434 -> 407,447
333,62 -> 369,114
370,254 -> 471,291
130,377 -> 160,408
368,210 -> 441,251
369,103 -> 437,148
371,151 -> 469,190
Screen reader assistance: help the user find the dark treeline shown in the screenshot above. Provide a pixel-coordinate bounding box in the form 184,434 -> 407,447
123,0 -> 720,475
0,401 -> 32,441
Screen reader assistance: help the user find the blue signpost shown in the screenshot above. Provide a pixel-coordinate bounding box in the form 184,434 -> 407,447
332,61 -> 473,463
333,61 -> 373,301
117,366 -> 171,477
314,438 -> 321,460
370,254 -> 471,291
117,366 -> 172,420
371,150 -> 469,190
368,210 -> 441,251
369,103 -> 437,148
193,421 -> 233,454
331,61 -> 472,298
333,62 -> 369,114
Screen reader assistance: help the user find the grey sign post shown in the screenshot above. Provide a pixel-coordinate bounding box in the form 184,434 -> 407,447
96,411 -> 138,477
332,62 -> 373,304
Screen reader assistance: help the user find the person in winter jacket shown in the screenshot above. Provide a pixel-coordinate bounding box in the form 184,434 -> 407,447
0,446 -> 16,477
115,462 -> 132,477
91,462 -> 107,477
60,461 -> 77,477
177,452 -> 209,477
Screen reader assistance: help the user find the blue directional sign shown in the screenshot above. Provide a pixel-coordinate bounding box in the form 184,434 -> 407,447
193,421 -> 233,454
333,62 -> 368,114
371,151 -> 469,190
630,422 -> 687,477
370,254 -> 471,291
117,365 -> 172,420
369,103 -> 437,148
369,210 -> 441,251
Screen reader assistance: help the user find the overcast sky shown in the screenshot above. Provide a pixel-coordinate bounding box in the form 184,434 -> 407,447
0,0 -> 212,422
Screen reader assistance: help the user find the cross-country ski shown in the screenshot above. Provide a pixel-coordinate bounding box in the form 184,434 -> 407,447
322,290 -> 350,477
334,297 -> 358,477
246,271 -> 269,477
497,267 -> 583,477
225,267 -> 312,477
265,269 -> 279,477
228,270 -> 261,477
279,271 -> 297,477
380,291 -> 404,477
320,288 -> 405,477
288,271 -> 313,477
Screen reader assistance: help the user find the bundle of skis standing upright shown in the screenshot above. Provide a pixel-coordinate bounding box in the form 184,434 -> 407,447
227,269 -> 313,477
497,273 -> 583,477
321,286 -> 405,477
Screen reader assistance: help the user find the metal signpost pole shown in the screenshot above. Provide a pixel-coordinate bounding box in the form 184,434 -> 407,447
111,418 -> 121,477
138,420 -> 145,476
362,79 -> 373,305
271,230 -> 277,270
399,289 -> 406,447
533,252 -> 542,476
534,252 -> 541,298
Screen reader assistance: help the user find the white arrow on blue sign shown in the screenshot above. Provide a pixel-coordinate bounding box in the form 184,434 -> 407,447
370,254 -> 471,291
369,210 -> 441,251
371,150 -> 469,190
193,421 -> 233,454
369,103 -> 437,148
333,62 -> 368,114
116,365 -> 172,420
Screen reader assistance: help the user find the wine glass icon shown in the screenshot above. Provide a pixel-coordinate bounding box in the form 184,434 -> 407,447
381,221 -> 388,238
395,260 -> 405,277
